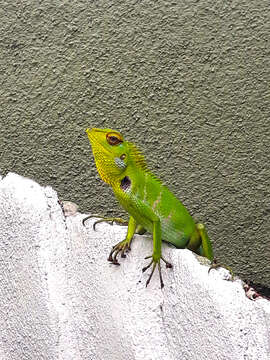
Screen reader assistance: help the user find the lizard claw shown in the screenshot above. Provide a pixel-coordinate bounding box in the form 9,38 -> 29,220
161,256 -> 173,268
107,240 -> 132,265
142,255 -> 172,289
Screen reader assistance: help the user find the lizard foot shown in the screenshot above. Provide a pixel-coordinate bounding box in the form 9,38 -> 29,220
107,240 -> 132,265
82,214 -> 128,230
142,255 -> 172,289
208,258 -> 234,280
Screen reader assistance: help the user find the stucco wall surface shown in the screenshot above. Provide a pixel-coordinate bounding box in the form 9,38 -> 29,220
0,172 -> 270,360
0,1 -> 269,286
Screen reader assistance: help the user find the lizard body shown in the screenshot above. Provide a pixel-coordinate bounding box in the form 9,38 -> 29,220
85,128 -> 213,287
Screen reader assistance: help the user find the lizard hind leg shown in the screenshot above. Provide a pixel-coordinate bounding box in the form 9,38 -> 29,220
196,223 -> 234,279
136,225 -> 147,235
196,223 -> 214,261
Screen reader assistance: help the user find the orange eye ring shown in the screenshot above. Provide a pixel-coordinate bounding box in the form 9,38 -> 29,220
106,132 -> 123,146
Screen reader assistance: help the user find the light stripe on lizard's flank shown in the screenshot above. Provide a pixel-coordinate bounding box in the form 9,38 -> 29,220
143,180 -> 147,202
164,210 -> 173,223
152,191 -> 162,210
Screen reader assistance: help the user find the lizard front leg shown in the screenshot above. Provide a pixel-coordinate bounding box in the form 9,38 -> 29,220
108,216 -> 137,264
142,218 -> 172,288
82,214 -> 128,229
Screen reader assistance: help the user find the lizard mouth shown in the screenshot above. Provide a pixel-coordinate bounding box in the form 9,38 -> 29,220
85,128 -> 96,140
85,128 -> 111,155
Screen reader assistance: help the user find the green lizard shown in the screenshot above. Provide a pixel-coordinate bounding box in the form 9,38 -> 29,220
84,128 -> 214,288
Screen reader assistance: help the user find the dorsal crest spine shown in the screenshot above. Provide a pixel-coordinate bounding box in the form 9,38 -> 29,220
127,141 -> 161,183
127,141 -> 148,171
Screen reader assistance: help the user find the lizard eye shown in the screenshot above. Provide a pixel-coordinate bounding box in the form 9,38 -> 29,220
120,154 -> 126,160
106,132 -> 123,146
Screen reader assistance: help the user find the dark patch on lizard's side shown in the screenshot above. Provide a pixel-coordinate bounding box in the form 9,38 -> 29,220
120,176 -> 131,191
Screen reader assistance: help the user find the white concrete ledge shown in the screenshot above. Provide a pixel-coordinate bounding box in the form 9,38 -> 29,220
0,173 -> 269,360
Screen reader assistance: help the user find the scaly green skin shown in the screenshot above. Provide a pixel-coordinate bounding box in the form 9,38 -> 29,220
85,128 -> 213,288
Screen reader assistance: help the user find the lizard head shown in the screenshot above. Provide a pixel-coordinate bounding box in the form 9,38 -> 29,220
86,128 -> 133,185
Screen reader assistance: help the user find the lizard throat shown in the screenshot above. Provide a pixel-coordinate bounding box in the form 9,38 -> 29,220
120,176 -> 131,192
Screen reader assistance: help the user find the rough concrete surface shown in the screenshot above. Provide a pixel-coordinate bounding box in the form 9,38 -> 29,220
0,0 -> 269,287
0,172 -> 269,360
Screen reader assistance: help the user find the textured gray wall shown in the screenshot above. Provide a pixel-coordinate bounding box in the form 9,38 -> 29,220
0,1 -> 269,285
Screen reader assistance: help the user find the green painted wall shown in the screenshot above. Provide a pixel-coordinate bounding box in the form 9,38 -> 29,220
1,0 -> 269,286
